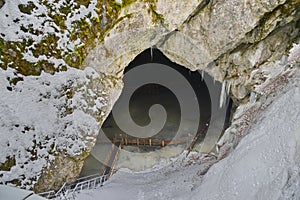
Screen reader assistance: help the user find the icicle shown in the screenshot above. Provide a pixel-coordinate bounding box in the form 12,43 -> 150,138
150,46 -> 153,61
226,80 -> 231,95
201,70 -> 204,81
219,80 -> 227,108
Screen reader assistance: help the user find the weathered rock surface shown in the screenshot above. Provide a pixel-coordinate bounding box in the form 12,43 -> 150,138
88,0 -> 299,100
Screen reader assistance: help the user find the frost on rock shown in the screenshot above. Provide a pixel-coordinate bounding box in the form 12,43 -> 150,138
0,67 -> 108,189
288,42 -> 300,65
0,0 -> 122,73
0,0 -> 97,48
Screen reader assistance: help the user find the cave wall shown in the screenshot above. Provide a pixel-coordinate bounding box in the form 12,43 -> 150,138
87,0 -> 300,101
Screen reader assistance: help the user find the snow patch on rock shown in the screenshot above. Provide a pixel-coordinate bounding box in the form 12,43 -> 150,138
0,67 -> 104,189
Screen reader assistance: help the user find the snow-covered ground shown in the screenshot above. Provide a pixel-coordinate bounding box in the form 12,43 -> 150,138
75,75 -> 300,200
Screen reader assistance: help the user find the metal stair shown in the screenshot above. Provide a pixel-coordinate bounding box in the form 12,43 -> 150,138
38,174 -> 108,199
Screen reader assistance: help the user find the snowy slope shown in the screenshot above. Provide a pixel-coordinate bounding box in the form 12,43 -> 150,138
76,152 -> 216,200
190,82 -> 300,200
75,74 -> 300,200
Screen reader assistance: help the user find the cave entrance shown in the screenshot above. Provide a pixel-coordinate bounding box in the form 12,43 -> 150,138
80,48 -> 232,176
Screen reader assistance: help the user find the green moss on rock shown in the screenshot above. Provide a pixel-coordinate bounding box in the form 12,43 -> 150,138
0,38 -> 37,76
0,0 -> 141,77
0,156 -> 16,171
18,1 -> 36,15
75,0 -> 91,7
32,35 -> 61,59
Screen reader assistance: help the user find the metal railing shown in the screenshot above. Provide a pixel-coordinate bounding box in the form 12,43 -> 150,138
38,174 -> 108,199
39,142 -> 120,199
70,175 -> 108,194
38,126 -> 208,199
37,190 -> 56,199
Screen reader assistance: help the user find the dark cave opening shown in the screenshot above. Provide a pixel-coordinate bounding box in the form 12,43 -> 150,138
80,48 -> 233,176
103,48 -> 212,144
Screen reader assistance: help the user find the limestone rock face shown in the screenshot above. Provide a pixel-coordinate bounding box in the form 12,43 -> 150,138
85,1 -> 168,78
34,154 -> 86,192
32,73 -> 124,193
158,0 -> 299,82
87,0 -> 299,100
0,0 -> 299,193
155,0 -> 202,30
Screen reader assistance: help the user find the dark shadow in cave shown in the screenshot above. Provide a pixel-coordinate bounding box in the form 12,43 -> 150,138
101,48 -> 212,146
80,47 -> 233,177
